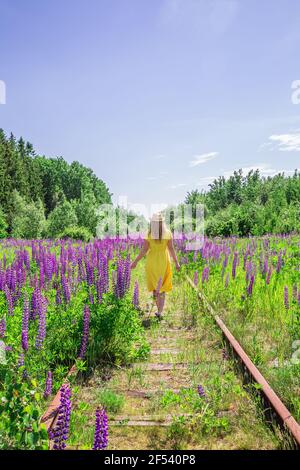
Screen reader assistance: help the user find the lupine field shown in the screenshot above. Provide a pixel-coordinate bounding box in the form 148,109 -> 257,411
181,234 -> 300,424
0,234 -> 299,449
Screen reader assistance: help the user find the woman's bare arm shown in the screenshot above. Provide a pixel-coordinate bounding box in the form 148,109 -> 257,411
131,240 -> 149,269
167,238 -> 180,271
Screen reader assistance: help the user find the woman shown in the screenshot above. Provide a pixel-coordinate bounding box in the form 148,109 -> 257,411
131,213 -> 180,318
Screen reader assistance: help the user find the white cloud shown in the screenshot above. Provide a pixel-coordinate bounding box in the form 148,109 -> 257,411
189,152 -> 218,167
268,133 -> 300,151
259,132 -> 300,152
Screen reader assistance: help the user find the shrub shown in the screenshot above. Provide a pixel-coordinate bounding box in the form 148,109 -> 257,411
57,226 -> 93,242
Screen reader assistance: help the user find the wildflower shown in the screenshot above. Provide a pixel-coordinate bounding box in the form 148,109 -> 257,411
133,281 -> 139,309
17,353 -> 25,367
114,257 -> 131,299
36,295 -> 47,350
292,284 -> 298,300
78,305 -> 91,359
0,317 -> 6,338
49,384 -> 71,450
202,266 -> 209,283
4,286 -> 14,316
222,348 -> 229,360
193,271 -> 199,286
232,252 -> 238,279
61,275 -> 71,304
44,371 -> 52,398
247,274 -> 255,296
31,287 -> 41,320
276,252 -> 282,274
197,385 -> 206,398
93,407 -> 108,450
284,286 -> 289,310
266,266 -> 272,285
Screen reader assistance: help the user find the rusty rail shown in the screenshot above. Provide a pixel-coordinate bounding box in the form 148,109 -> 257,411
186,274 -> 300,449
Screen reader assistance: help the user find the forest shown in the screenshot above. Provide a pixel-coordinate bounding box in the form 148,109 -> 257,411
0,129 -> 112,240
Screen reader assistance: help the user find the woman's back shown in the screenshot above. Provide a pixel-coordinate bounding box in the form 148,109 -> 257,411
147,229 -> 172,252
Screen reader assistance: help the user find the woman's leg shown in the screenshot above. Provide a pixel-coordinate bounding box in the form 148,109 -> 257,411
157,292 -> 165,315
153,291 -> 160,311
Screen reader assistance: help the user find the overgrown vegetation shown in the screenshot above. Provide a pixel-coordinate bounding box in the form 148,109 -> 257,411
184,169 -> 300,236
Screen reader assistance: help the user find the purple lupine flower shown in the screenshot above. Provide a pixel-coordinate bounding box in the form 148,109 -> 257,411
61,275 -> 71,304
222,348 -> 229,360
225,272 -> 230,288
93,407 -> 108,450
17,353 -> 25,367
36,295 -> 47,350
124,255 -> 131,292
0,317 -> 6,338
266,266 -> 272,285
263,257 -> 269,276
49,384 -> 71,450
221,258 -> 228,278
292,284 -> 298,300
39,264 -> 45,289
276,252 -> 282,274
197,385 -> 206,398
247,274 -> 255,297
4,285 -> 14,316
86,261 -> 94,286
44,371 -> 52,398
96,273 -> 104,304
193,271 -> 199,286
31,286 -> 41,320
202,266 -> 209,283
284,286 -> 289,310
78,305 -> 91,359
22,294 -> 30,352
114,256 -> 131,299
56,287 -> 62,305
133,281 -> 139,309
298,293 -> 300,307
232,252 -> 238,279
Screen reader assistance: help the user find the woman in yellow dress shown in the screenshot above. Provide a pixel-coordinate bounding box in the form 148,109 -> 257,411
131,213 -> 180,318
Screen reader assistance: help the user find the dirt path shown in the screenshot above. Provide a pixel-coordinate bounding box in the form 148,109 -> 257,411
69,279 -> 280,450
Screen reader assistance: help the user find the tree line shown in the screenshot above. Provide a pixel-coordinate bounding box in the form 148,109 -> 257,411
184,168 -> 300,236
0,129 -> 112,240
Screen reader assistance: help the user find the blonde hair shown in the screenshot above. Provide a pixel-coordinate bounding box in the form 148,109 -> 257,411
148,213 -> 167,242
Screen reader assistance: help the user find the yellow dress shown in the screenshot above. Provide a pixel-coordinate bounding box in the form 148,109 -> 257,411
145,229 -> 173,293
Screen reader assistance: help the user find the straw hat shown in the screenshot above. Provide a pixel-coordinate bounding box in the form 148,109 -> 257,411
151,212 -> 164,222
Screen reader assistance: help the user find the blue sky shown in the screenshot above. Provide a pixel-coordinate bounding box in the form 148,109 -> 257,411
1,0 -> 300,216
